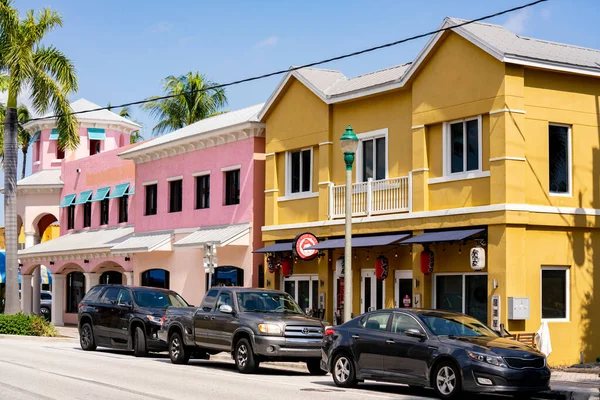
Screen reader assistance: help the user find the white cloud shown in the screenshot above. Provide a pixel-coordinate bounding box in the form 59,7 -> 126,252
255,36 -> 279,48
503,9 -> 529,35
150,22 -> 172,34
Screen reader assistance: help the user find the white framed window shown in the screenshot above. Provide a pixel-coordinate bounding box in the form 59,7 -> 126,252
355,128 -> 388,182
432,272 -> 488,323
442,116 -> 483,178
285,147 -> 313,196
548,124 -> 572,196
541,267 -> 570,322
281,274 -> 319,313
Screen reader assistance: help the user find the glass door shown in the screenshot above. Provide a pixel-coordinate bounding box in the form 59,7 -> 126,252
282,275 -> 318,313
395,270 -> 413,308
361,269 -> 385,314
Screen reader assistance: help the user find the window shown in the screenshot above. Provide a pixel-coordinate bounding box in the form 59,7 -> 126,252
169,179 -> 183,213
101,287 -> 120,304
391,313 -> 423,335
119,195 -> 129,223
288,148 -> 312,194
145,184 -> 157,216
201,289 -> 219,312
34,140 -> 40,162
67,204 -> 75,230
357,130 -> 387,182
83,201 -> 91,228
216,292 -> 232,310
100,198 -> 109,225
56,144 -> 65,160
195,175 -> 210,209
40,292 -> 51,301
541,267 -> 569,321
117,289 -> 132,306
435,274 -> 487,323
445,117 -> 481,175
66,271 -> 85,313
225,169 -> 240,205
100,271 -> 123,285
549,124 -> 571,195
141,269 -> 170,289
90,139 -> 101,155
359,312 -> 391,331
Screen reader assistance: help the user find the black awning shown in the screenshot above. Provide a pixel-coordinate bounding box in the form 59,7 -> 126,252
307,233 -> 410,250
400,228 -> 485,245
253,242 -> 293,253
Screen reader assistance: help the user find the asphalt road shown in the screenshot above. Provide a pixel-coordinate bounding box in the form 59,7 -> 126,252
0,336 -> 554,400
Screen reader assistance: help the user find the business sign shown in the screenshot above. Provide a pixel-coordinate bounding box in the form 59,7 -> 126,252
293,232 -> 319,261
470,246 -> 486,270
491,294 -> 501,332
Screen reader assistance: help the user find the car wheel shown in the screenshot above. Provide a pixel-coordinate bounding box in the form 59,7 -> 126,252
133,326 -> 148,357
40,307 -> 51,320
234,338 -> 259,374
169,332 -> 189,364
306,359 -> 327,375
433,361 -> 462,399
79,323 -> 96,351
332,353 -> 357,388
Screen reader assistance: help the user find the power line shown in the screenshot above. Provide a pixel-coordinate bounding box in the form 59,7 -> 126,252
24,0 -> 547,124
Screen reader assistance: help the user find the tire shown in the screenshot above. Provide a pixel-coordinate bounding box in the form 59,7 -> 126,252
133,326 -> 148,357
79,323 -> 97,351
432,361 -> 462,399
331,353 -> 357,388
169,332 -> 190,364
306,359 -> 327,375
40,307 -> 51,321
234,338 -> 259,374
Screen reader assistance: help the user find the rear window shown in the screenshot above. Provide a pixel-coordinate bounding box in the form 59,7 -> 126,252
82,286 -> 104,303
133,290 -> 188,309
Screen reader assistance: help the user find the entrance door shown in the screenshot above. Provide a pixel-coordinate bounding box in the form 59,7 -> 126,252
333,277 -> 345,325
395,270 -> 413,309
434,273 -> 488,323
361,269 -> 385,314
282,275 -> 318,313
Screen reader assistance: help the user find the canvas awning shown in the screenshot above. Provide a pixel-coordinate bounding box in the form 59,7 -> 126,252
307,233 -> 410,250
253,242 -> 293,253
48,129 -> 59,140
108,183 -> 130,199
400,228 -> 485,245
59,193 -> 76,208
88,128 -> 106,140
174,223 -> 250,248
110,231 -> 173,254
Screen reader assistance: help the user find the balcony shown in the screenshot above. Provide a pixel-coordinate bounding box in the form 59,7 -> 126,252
329,176 -> 411,219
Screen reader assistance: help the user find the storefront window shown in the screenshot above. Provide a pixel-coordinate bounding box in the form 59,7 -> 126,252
141,269 -> 170,289
435,274 -> 488,323
206,266 -> 244,290
100,271 -> 123,285
541,267 -> 569,320
66,272 -> 85,313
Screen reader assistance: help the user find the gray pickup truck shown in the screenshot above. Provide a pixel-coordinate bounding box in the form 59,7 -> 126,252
158,287 -> 326,374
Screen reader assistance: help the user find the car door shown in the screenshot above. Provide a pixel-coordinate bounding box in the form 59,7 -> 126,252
349,311 -> 392,379
96,287 -> 120,343
194,289 -> 219,347
384,312 -> 433,385
112,289 -> 133,345
209,291 -> 236,350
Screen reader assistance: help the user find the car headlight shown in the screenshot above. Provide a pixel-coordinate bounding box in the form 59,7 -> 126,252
467,351 -> 507,367
146,315 -> 163,324
258,323 -> 281,334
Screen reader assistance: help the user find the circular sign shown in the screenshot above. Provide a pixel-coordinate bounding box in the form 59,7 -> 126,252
403,295 -> 411,307
293,232 -> 319,261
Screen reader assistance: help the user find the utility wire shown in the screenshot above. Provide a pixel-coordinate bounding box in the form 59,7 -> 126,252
24,0 -> 547,123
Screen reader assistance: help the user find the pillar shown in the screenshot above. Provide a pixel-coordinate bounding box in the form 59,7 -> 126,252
24,233 -> 41,315
83,272 -> 100,292
318,142 -> 332,220
123,272 -> 134,286
51,274 -> 65,326
411,231 -> 433,309
264,153 -> 278,226
21,275 -> 33,315
411,125 -> 429,212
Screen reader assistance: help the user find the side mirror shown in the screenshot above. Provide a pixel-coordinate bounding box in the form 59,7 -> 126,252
405,328 -> 426,340
219,304 -> 233,314
119,301 -> 132,308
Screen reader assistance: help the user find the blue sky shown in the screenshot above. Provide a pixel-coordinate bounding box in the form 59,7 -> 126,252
2,0 -> 600,225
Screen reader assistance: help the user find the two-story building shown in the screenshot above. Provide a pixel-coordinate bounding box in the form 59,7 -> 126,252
257,18 -> 600,365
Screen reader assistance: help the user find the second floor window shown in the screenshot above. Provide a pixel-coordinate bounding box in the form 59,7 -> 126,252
100,198 -> 109,225
90,140 -> 101,156
169,179 -> 183,213
195,175 -> 210,209
225,169 -> 240,205
549,124 -> 571,195
145,184 -> 158,216
289,148 -> 312,194
56,144 -> 65,160
67,205 -> 75,230
83,202 -> 91,228
446,117 -> 481,175
119,195 -> 129,223
359,134 -> 386,182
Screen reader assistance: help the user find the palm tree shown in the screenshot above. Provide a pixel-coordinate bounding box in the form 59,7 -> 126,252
108,103 -> 144,144
16,105 -> 31,179
0,2 -> 78,314
141,72 -> 227,136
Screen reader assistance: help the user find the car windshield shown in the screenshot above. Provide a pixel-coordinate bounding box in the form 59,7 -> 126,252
133,290 -> 188,309
237,291 -> 303,314
419,313 -> 499,338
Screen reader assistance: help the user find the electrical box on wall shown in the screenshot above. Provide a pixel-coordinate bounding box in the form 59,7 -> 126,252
508,297 -> 530,320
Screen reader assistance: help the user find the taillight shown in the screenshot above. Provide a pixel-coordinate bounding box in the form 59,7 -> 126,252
324,328 -> 336,337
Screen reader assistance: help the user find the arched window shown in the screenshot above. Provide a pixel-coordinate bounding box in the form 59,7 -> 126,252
141,269 -> 170,289
100,271 -> 123,285
66,272 -> 85,313
206,266 -> 244,290
119,134 -> 125,147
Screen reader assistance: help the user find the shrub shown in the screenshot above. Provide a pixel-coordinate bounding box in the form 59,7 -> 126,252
0,313 -> 58,337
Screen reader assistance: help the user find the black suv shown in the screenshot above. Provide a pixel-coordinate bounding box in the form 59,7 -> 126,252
78,284 -> 189,357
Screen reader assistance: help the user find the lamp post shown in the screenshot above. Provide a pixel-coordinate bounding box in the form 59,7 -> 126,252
340,125 -> 359,323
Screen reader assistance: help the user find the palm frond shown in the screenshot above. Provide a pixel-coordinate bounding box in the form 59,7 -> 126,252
33,45 -> 78,93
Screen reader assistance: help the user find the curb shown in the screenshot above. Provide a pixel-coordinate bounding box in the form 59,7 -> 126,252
210,353 -> 310,373
0,334 -> 77,342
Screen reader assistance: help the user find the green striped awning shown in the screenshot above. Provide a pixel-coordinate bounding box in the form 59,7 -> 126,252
91,187 -> 110,202
108,183 -> 130,198
73,190 -> 93,205
88,128 -> 106,140
48,129 -> 59,140
59,193 -> 76,208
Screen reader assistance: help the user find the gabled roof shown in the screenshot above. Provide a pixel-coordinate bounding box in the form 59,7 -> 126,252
259,17 -> 600,120
16,169 -> 63,188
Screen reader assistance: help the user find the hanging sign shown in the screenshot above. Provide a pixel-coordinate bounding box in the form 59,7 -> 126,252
281,257 -> 293,277
470,246 -> 486,270
420,249 -> 434,275
293,232 -> 319,261
335,257 -> 344,277
375,255 -> 389,280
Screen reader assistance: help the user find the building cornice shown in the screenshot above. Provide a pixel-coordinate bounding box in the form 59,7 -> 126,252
24,119 -> 141,135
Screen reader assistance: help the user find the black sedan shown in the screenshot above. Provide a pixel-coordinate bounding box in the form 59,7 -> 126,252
321,309 -> 550,399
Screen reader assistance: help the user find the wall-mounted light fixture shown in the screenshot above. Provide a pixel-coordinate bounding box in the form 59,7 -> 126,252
266,280 -> 271,287
49,261 -> 54,266
320,279 -> 324,288
125,257 -> 130,262
84,259 -> 89,264
493,279 -> 499,289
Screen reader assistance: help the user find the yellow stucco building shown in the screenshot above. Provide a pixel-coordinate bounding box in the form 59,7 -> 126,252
257,18 -> 600,366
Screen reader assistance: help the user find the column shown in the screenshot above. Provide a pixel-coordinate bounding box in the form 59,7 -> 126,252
51,274 -> 65,327
83,272 -> 100,292
264,153 -> 278,226
411,231 -> 433,309
32,267 -> 41,315
21,275 -> 33,315
24,232 -> 40,248
123,272 -> 134,286
318,142 -> 332,220
411,125 -> 429,212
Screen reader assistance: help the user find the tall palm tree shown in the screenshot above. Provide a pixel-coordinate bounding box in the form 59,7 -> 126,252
0,104 -> 33,178
0,2 -> 78,314
141,72 -> 227,136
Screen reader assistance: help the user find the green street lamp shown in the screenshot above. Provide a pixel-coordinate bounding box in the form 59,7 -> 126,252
340,125 -> 358,323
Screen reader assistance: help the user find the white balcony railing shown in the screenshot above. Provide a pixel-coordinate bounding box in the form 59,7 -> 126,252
329,176 -> 411,219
